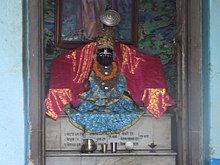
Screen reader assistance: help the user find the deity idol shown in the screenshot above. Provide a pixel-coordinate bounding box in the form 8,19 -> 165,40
44,10 -> 172,134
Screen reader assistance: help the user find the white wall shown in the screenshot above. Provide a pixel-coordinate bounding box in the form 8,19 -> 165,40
0,1 -> 25,164
209,0 -> 220,160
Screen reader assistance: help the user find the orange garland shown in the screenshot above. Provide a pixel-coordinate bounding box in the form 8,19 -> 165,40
93,60 -> 117,80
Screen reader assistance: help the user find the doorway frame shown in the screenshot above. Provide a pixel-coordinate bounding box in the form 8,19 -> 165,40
175,0 -> 203,164
27,0 -> 204,164
27,0 -> 44,164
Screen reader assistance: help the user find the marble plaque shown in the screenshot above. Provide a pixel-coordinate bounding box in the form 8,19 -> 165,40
46,114 -> 171,151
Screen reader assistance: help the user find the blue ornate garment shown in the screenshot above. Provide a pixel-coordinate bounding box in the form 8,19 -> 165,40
65,68 -> 145,134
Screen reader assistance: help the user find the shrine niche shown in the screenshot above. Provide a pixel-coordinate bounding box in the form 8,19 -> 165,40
28,0 -> 205,164
44,1 -> 177,164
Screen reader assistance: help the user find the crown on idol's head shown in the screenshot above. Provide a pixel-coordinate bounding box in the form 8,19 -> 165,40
96,10 -> 121,50
96,26 -> 115,50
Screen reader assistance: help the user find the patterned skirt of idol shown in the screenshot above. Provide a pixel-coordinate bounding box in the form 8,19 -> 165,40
65,70 -> 145,134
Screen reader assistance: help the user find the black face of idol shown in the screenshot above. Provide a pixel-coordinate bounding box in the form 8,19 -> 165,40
97,48 -> 114,66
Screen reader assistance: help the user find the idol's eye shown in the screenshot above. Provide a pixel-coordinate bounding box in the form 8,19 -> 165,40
99,52 -> 112,56
98,48 -> 113,56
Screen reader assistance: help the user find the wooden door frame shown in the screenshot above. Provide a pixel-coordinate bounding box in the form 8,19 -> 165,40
176,0 -> 203,164
27,0 -> 204,164
26,0 -> 45,164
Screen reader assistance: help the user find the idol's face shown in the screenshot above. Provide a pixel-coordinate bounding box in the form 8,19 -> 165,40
97,48 -> 113,66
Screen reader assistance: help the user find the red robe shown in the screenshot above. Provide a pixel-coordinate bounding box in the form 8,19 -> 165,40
45,42 -> 173,120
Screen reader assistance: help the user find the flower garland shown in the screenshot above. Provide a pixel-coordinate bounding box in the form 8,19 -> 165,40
93,60 -> 117,81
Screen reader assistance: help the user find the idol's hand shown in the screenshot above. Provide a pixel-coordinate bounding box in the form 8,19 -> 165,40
83,79 -> 91,92
123,91 -> 132,99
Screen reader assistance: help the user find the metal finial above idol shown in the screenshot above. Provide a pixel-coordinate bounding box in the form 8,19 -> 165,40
100,9 -> 121,27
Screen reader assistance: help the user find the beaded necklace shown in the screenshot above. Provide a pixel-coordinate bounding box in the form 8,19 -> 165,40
93,60 -> 117,80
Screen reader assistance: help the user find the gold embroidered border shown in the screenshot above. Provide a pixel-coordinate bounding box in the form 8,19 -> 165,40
72,42 -> 96,83
142,88 -> 171,118
120,44 -> 144,74
45,88 -> 72,120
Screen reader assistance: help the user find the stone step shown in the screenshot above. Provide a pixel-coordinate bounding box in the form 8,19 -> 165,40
46,150 -> 176,165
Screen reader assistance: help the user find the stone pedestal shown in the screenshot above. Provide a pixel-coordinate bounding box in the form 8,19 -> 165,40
45,113 -> 176,165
